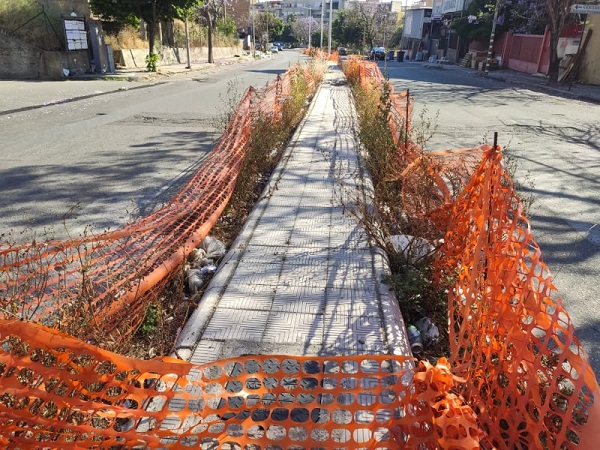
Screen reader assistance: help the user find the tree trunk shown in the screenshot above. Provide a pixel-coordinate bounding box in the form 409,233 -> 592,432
148,19 -> 156,55
207,16 -> 214,63
547,30 -> 560,83
148,0 -> 157,56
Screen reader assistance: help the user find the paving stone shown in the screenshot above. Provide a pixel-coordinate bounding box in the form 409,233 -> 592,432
202,308 -> 268,341
176,65 -> 409,364
263,311 -> 324,345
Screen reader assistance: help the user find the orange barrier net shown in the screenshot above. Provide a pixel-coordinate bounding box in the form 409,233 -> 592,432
0,54 -> 599,450
341,58 -> 600,447
0,64 -> 322,347
434,145 -> 600,449
0,319 -> 483,449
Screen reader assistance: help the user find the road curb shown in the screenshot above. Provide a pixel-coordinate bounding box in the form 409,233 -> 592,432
173,78 -> 325,361
0,82 -> 169,117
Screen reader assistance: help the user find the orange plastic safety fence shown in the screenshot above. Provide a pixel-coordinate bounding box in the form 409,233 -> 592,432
432,145 -> 600,449
341,58 -> 412,152
344,58 -> 600,447
0,319 -> 484,449
0,64 -> 322,346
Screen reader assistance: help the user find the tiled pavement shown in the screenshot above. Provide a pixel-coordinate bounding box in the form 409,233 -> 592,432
174,64 -> 411,364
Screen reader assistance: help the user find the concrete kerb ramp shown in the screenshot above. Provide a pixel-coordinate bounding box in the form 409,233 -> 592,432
174,62 -> 412,364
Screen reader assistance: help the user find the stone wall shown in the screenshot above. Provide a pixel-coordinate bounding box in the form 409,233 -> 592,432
0,30 -> 74,80
38,0 -> 91,17
115,44 -> 243,69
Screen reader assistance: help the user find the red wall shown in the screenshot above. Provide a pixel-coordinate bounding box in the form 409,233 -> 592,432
470,28 -> 550,75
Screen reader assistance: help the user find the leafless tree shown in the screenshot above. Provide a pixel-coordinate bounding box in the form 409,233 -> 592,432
198,0 -> 228,63
545,0 -> 576,82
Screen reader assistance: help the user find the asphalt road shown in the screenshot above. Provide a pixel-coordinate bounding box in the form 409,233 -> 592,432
383,60 -> 600,376
0,50 -> 308,240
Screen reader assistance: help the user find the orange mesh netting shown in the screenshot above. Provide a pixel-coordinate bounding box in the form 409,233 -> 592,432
0,65 -> 322,346
0,53 -> 599,449
432,145 -> 600,449
0,319 -> 483,449
342,58 -> 600,447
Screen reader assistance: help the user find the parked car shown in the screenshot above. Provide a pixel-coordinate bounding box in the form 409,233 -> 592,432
337,47 -> 347,56
270,44 -> 279,53
369,47 -> 386,60
273,41 -> 284,51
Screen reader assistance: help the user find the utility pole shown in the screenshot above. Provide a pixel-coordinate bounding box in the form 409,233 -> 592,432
308,8 -> 313,50
320,0 -> 325,47
185,16 -> 191,68
328,0 -> 333,54
484,0 -> 499,75
251,0 -> 256,57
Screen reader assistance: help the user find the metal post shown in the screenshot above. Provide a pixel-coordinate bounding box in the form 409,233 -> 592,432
320,0 -> 325,48
405,88 -> 409,148
251,0 -> 256,57
328,0 -> 333,55
308,8 -> 312,50
184,17 -> 191,68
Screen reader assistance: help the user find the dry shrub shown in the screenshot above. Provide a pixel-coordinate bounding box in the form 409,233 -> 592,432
343,61 -> 451,360
124,61 -> 325,359
0,0 -> 63,50
104,26 -> 148,50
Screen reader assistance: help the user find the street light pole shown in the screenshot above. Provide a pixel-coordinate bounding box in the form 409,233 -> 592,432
252,0 -> 256,57
328,0 -> 333,54
320,0 -> 324,48
308,8 -> 312,50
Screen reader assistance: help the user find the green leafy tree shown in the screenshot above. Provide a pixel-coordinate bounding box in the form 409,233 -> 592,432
279,14 -> 297,43
254,11 -> 283,49
89,0 -> 201,55
332,9 -> 364,48
452,0 -> 502,42
332,3 -> 390,52
217,16 -> 238,36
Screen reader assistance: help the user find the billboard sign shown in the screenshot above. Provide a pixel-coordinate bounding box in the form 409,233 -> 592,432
442,0 -> 465,13
64,19 -> 88,51
433,0 -> 443,19
570,3 -> 600,13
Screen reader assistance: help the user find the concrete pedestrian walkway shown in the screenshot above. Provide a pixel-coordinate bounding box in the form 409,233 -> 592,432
174,65 -> 411,365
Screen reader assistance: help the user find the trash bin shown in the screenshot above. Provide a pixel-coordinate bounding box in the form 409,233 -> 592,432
388,50 -> 395,61
396,51 -> 405,62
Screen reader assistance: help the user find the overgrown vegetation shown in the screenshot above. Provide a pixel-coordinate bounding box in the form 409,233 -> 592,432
213,62 -> 325,243
0,0 -> 63,50
345,61 -> 451,361
121,61 -> 325,359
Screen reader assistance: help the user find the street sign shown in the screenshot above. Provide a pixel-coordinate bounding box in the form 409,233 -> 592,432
571,4 -> 600,14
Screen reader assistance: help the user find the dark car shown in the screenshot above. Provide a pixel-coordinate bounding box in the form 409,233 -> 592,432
337,47 -> 347,56
369,47 -> 385,61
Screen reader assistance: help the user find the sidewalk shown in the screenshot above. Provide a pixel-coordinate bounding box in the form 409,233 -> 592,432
174,65 -> 411,364
0,56 -> 253,116
478,67 -> 600,104
419,60 -> 600,104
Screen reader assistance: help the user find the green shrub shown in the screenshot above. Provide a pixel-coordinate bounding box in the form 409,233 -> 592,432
145,53 -> 159,72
